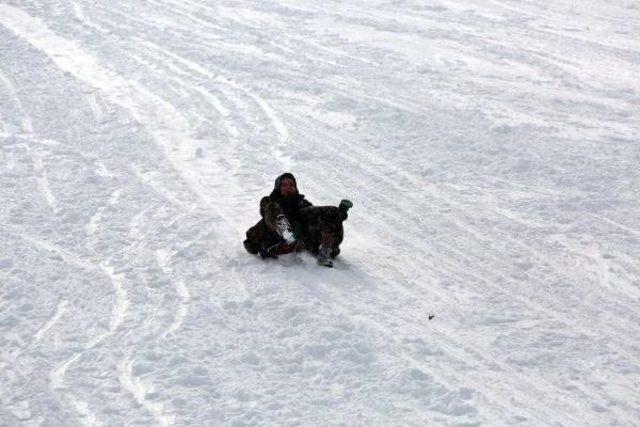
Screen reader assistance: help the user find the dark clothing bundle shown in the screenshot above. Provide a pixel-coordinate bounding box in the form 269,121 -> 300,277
243,173 -> 348,258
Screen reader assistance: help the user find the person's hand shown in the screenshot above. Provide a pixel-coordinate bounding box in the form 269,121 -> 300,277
339,199 -> 353,220
339,199 -> 353,212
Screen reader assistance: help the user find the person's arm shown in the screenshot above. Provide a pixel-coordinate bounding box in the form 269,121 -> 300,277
299,196 -> 313,209
259,196 -> 270,217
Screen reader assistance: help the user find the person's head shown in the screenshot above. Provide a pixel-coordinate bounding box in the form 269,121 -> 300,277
280,177 -> 297,196
274,172 -> 298,197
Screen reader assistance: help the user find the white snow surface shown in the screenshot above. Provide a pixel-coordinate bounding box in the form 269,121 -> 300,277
1,0 -> 639,425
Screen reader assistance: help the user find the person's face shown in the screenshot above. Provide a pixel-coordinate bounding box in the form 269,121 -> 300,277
280,178 -> 297,197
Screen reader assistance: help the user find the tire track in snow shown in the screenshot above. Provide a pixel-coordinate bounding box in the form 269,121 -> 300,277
34,299 -> 68,342
153,46 -> 279,134
0,69 -> 34,134
142,0 -> 230,35
213,74 -> 292,169
81,5 -> 282,188
116,37 -> 276,229
192,85 -> 241,138
0,295 -> 68,377
128,38 -> 241,139
596,214 -> 640,237
31,152 -> 58,213
0,116 -> 59,214
155,249 -> 190,337
48,264 -> 128,426
0,5 -> 252,252
0,70 -> 58,212
0,4 -> 233,220
85,188 -> 121,237
118,354 -> 175,426
10,233 -> 129,426
50,353 -> 103,427
98,263 -> 129,334
123,36 -> 292,168
133,166 -> 196,211
85,91 -> 106,123
70,0 -> 120,35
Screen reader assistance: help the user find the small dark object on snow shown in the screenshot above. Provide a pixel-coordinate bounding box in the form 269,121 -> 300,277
428,314 -> 435,320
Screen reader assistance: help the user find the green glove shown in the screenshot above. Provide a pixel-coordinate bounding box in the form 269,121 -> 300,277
339,199 -> 353,212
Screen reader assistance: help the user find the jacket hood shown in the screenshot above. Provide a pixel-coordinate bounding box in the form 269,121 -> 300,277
272,172 -> 298,195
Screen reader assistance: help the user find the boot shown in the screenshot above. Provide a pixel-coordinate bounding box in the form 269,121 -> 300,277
259,243 -> 278,259
275,214 -> 296,245
317,245 -> 333,267
317,231 -> 335,267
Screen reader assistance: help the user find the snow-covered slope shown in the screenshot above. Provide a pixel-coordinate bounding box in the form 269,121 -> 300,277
1,0 -> 639,425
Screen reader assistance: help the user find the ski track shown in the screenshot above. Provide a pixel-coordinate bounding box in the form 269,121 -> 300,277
133,166 -> 196,211
85,92 -> 105,123
118,354 -> 175,427
124,31 -> 291,168
0,69 -> 34,134
0,4 -> 212,209
0,70 -> 59,213
597,214 -> 640,237
98,263 -> 129,333
128,39 -> 241,138
31,153 -> 58,213
126,38 -> 293,171
34,299 -> 68,342
0,0 -> 638,425
156,249 -> 191,338
12,233 -> 129,425
85,189 -> 122,237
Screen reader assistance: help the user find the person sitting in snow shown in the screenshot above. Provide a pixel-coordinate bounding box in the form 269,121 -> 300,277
243,172 -> 352,267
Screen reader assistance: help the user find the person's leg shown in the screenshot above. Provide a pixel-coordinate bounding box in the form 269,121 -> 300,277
244,219 -> 292,258
320,231 -> 335,248
263,202 -> 284,231
299,206 -> 344,266
265,202 -> 296,244
300,207 -> 341,249
330,222 -> 343,258
317,230 -> 336,266
244,220 -> 269,254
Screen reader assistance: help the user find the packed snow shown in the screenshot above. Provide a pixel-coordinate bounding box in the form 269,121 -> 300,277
1,0 -> 639,425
